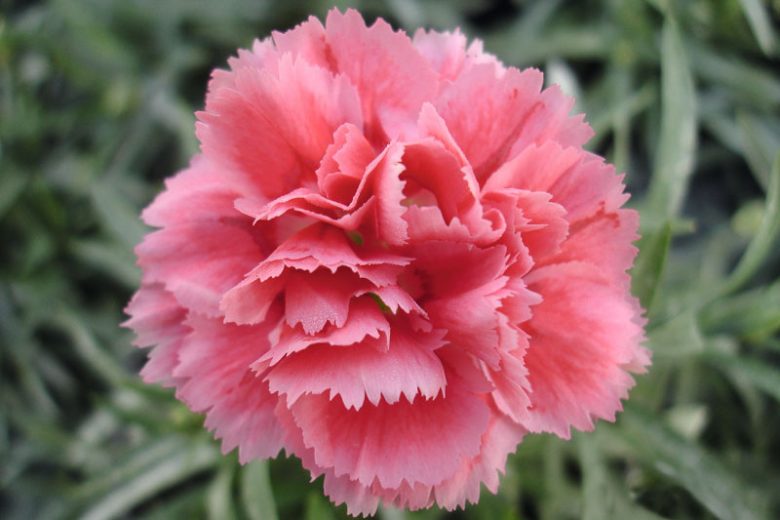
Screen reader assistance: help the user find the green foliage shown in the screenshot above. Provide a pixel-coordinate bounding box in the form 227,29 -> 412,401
1,0 -> 779,519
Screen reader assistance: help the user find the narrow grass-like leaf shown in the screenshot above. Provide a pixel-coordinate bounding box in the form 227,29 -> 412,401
647,311 -> 705,357
702,281 -> 780,341
708,352 -> 780,403
241,460 -> 278,520
207,463 -> 238,520
646,18 -> 697,220
0,172 -> 26,219
631,222 -> 672,312
70,238 -> 140,288
80,441 -> 218,520
737,112 -> 780,191
578,434 -> 665,520
51,308 -> 128,385
618,407 -> 769,520
738,0 -> 777,56
304,492 -> 337,520
722,152 -> 780,294
690,44 -> 780,109
90,180 -> 147,252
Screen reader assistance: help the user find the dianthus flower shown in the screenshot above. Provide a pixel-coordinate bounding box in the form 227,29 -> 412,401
125,9 -> 649,515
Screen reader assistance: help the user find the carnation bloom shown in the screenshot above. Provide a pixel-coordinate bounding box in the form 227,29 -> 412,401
125,9 -> 649,515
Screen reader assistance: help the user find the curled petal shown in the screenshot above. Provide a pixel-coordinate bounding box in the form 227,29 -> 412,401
266,323 -> 447,409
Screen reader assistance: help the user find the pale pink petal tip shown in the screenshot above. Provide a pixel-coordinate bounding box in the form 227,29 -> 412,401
124,7 -> 647,516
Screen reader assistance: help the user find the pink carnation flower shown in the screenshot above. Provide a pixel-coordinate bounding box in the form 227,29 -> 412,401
125,9 -> 649,515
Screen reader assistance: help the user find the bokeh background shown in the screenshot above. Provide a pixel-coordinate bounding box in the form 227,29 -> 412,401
2,0 -> 779,518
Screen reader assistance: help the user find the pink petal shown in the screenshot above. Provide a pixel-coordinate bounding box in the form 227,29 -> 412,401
482,141 -> 582,194
136,221 -> 265,316
541,209 -> 639,285
412,29 -> 468,81
141,155 -> 245,228
412,241 -> 508,298
434,63 -> 544,180
221,224 -> 410,326
425,276 -> 510,370
197,52 -> 362,199
174,310 -> 285,462
290,377 -> 490,488
486,347 -> 533,423
370,142 -> 408,245
123,284 -> 189,387
271,16 -> 336,72
316,123 -> 375,204
508,83 -> 594,153
267,323 -> 447,409
484,143 -> 629,223
325,9 -> 438,142
522,262 -> 647,438
260,297 -> 391,366
434,411 -> 526,509
284,269 -> 362,334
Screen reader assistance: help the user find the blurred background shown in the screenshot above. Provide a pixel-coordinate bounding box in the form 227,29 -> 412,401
1,0 -> 779,518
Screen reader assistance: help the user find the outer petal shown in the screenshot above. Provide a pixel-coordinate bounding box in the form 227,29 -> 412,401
541,209 -> 639,285
136,220 -> 265,317
522,262 -> 647,438
434,411 -> 525,509
484,142 -> 629,223
141,155 -> 245,228
174,309 -> 285,462
123,284 -> 188,387
290,378 -> 490,488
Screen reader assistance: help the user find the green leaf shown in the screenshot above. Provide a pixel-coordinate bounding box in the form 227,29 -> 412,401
645,18 -> 698,220
722,152 -> 780,294
70,238 -> 140,288
0,170 -> 26,220
617,407 -> 769,520
50,308 -> 128,385
708,352 -> 780,404
90,180 -> 147,253
241,460 -> 278,520
578,434 -> 665,520
631,222 -> 672,312
737,0 -> 777,56
647,311 -> 705,357
690,44 -> 780,109
304,492 -> 337,520
207,463 -> 238,520
702,281 -> 780,341
80,441 -> 218,520
737,112 -> 780,191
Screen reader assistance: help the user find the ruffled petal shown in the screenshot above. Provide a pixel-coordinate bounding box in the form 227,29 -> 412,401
174,309 -> 285,462
290,377 -> 490,488
434,63 -> 544,180
325,9 -> 438,142
136,221 -> 265,316
123,284 -> 189,386
522,262 -> 647,438
434,411 -> 525,509
197,52 -> 362,199
266,322 -> 447,409
141,155 -> 244,228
